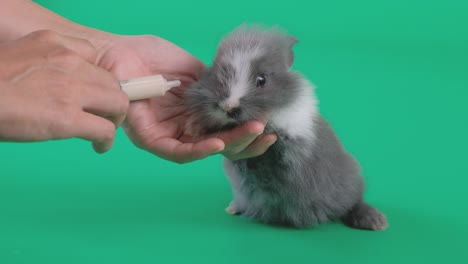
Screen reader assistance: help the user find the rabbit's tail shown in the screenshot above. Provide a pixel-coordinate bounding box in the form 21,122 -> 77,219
341,200 -> 388,231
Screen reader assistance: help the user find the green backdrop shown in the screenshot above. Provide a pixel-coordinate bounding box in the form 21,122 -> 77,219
1,0 -> 467,263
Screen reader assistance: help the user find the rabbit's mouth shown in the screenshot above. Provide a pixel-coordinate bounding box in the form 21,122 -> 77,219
192,103 -> 269,135
210,103 -> 242,123
214,102 -> 269,123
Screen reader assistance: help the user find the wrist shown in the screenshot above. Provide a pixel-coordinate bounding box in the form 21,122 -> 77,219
65,24 -> 117,51
76,27 -> 122,65
0,0 -> 117,51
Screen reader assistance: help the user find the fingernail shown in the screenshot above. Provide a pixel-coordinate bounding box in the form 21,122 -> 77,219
252,125 -> 265,136
257,124 -> 266,135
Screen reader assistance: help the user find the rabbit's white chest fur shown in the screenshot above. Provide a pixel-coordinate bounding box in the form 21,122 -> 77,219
270,78 -> 318,140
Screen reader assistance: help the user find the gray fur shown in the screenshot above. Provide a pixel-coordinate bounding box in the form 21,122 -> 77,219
184,26 -> 302,135
183,25 -> 388,230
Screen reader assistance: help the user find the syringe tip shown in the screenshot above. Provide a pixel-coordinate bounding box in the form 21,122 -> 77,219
167,80 -> 182,88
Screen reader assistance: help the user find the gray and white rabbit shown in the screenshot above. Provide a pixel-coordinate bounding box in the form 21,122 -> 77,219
184,25 -> 388,230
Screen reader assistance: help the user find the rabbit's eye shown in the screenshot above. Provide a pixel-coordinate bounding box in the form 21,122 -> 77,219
256,74 -> 266,87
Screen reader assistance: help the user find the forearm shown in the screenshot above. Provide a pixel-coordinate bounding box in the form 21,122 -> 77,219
0,0 -> 111,48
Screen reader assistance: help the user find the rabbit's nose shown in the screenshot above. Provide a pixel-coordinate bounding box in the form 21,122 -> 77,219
226,107 -> 242,119
218,101 -> 241,118
219,100 -> 239,110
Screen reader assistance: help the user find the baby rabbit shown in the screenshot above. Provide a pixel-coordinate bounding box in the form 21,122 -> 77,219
184,25 -> 387,230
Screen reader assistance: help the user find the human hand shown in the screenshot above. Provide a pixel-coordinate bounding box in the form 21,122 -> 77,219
0,30 -> 129,153
95,34 -> 277,163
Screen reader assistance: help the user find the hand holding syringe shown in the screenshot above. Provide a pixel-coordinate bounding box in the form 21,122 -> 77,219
120,74 -> 181,101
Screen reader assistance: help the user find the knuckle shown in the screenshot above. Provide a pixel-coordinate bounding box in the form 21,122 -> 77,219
81,39 -> 98,57
74,39 -> 98,63
30,30 -> 60,43
100,122 -> 116,141
47,47 -> 82,69
89,48 -> 98,62
117,93 -> 130,115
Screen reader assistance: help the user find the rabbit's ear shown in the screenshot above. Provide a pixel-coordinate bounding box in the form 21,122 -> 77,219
285,36 -> 298,68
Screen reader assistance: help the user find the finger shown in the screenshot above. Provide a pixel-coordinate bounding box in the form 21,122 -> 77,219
84,111 -> 127,132
78,66 -> 129,128
154,37 -> 206,81
221,132 -> 260,156
224,133 -> 278,161
149,137 -> 225,164
72,111 -> 117,154
83,88 -> 129,128
178,120 -> 265,149
215,121 -> 265,152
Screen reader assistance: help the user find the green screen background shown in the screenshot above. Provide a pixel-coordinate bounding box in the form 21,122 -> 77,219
1,0 -> 467,263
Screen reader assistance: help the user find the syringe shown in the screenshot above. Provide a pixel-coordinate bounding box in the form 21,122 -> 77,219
119,74 -> 181,101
